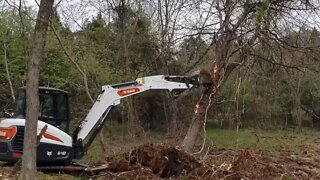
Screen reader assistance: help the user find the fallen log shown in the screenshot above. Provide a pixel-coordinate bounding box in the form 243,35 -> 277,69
37,164 -> 110,175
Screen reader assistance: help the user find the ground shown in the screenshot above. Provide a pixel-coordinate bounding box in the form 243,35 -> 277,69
1,128 -> 320,179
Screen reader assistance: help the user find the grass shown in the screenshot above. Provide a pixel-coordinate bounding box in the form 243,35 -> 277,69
206,127 -> 320,153
37,172 -> 76,180
81,127 -> 320,163
206,128 -> 256,149
79,127 -> 171,163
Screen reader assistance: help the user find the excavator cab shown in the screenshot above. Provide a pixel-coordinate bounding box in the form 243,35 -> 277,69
13,87 -> 70,133
0,87 -> 73,164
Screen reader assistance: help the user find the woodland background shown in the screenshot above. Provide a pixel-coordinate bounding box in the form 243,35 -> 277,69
0,0 -> 320,141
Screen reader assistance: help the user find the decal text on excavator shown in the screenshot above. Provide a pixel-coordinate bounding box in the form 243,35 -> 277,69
117,88 -> 140,96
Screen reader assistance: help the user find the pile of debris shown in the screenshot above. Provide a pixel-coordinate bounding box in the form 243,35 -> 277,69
34,143 -> 320,179
97,144 -> 208,179
84,144 -> 281,179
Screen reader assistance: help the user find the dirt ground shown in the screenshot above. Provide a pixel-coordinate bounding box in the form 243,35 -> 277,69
2,137 -> 320,179
0,166 -> 14,180
87,143 -> 320,179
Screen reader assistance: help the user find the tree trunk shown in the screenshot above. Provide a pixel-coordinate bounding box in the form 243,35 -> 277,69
127,97 -> 144,137
181,88 -> 213,152
181,12 -> 232,152
21,1 -> 53,179
181,33 -> 229,152
168,98 -> 178,136
3,40 -> 15,102
99,128 -> 107,155
292,72 -> 303,132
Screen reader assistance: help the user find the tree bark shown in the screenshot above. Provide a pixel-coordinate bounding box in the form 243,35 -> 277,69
168,98 -> 178,136
181,0 -> 233,152
127,97 -> 144,137
181,88 -> 213,152
99,128 -> 107,155
21,1 -> 54,179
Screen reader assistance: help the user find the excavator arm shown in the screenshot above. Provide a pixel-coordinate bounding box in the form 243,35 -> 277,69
72,75 -> 198,158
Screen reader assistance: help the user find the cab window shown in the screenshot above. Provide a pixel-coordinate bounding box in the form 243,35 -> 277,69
13,88 -> 69,133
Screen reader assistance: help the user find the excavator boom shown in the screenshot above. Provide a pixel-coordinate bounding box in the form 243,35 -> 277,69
72,75 -> 198,158
0,75 -> 198,163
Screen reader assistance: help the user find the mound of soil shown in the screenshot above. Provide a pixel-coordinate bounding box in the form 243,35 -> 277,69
98,144 -> 206,179
223,149 -> 283,179
33,143 -> 320,179
96,144 -> 320,179
95,144 -> 284,179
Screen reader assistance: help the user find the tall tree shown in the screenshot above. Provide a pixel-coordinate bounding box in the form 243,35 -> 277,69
21,0 -> 54,179
181,0 -> 317,152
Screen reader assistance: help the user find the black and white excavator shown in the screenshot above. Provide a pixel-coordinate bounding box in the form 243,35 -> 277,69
0,75 -> 199,164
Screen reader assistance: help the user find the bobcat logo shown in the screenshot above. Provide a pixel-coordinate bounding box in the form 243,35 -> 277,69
47,151 -> 52,157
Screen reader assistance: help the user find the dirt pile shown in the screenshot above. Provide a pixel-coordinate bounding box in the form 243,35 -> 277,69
204,147 -> 320,180
95,144 -> 320,179
217,149 -> 283,179
94,144 -> 284,179
97,144 -> 207,179
17,143 -> 320,179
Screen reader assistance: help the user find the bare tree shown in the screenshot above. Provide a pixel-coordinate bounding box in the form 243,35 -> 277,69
181,0 -> 318,152
153,0 -> 190,135
20,0 -> 54,179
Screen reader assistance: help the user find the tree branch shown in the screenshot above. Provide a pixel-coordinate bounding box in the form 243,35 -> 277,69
50,24 -> 94,103
250,53 -> 301,71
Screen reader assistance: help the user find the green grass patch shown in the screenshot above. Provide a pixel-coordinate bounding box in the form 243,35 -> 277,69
78,138 -> 105,164
37,171 -> 77,180
206,128 -> 320,152
206,128 -> 255,149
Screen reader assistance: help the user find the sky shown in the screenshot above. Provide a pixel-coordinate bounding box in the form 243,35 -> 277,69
25,0 -> 99,31
21,0 -> 320,37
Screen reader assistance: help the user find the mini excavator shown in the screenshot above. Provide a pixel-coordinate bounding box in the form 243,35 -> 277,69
0,75 -> 199,165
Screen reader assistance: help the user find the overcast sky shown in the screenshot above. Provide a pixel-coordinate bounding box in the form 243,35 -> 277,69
25,0 -> 99,31
22,0 -> 320,38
